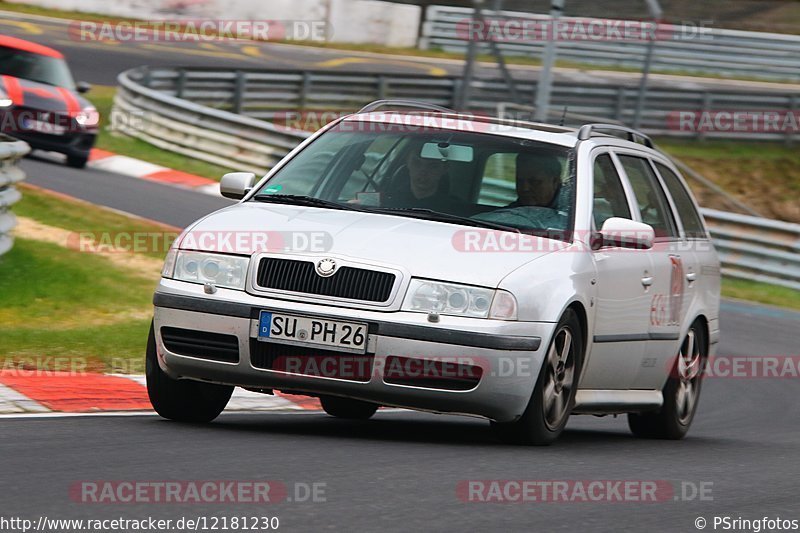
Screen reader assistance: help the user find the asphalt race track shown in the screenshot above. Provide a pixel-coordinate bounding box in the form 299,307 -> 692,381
21,155 -> 232,228
11,142 -> 800,533
3,9 -> 800,531
3,10 -> 800,93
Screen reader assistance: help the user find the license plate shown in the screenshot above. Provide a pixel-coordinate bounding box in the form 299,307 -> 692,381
24,118 -> 65,135
257,311 -> 368,353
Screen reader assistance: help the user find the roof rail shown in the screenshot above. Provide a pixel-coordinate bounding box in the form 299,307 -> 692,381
577,123 -> 654,148
358,99 -> 454,114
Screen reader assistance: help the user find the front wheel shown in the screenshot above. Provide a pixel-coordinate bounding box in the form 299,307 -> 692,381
491,309 -> 583,446
628,321 -> 706,439
146,322 -> 233,422
66,154 -> 89,168
320,396 -> 378,420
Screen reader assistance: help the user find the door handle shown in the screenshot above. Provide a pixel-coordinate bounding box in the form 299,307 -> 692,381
686,272 -> 698,282
641,276 -> 654,287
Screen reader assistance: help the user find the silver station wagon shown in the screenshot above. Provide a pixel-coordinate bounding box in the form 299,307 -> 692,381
148,101 -> 721,445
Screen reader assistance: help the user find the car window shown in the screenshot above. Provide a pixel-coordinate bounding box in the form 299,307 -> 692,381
478,153 -> 517,206
617,155 -> 679,239
592,154 -> 631,229
0,46 -> 75,88
653,162 -> 708,239
254,124 -> 575,238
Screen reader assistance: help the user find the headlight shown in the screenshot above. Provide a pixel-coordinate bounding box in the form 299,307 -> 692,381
0,89 -> 11,108
402,279 -> 517,320
75,106 -> 99,127
162,244 -> 178,278
169,251 -> 249,290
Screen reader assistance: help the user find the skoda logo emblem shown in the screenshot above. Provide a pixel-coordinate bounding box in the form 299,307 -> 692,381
316,258 -> 337,277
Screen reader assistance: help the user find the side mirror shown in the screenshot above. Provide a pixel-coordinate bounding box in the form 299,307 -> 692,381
597,217 -> 655,250
220,172 -> 257,200
76,81 -> 92,94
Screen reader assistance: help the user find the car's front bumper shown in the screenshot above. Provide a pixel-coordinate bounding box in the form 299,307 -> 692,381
0,110 -> 96,157
152,280 -> 556,423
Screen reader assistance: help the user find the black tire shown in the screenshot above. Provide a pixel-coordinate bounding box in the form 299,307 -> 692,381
628,321 -> 707,440
491,309 -> 584,446
320,395 -> 378,420
145,322 -> 234,423
66,154 -> 88,168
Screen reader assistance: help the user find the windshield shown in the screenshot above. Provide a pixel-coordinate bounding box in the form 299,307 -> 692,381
253,123 -> 576,238
0,46 -> 75,88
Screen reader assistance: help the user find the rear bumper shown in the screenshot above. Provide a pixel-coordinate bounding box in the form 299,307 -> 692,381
152,281 -> 556,423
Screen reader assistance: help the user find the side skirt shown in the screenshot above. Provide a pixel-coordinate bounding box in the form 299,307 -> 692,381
572,389 -> 662,415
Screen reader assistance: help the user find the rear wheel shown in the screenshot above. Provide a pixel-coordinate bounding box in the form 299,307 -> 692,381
146,322 -> 233,422
66,154 -> 88,168
628,321 -> 706,439
320,396 -> 378,420
492,309 -> 583,446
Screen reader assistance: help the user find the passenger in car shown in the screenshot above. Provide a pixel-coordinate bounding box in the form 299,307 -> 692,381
474,152 -> 568,230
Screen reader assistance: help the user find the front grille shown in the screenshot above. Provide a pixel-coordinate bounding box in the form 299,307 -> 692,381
250,339 -> 374,382
256,258 -> 395,302
383,355 -> 483,391
161,327 -> 240,363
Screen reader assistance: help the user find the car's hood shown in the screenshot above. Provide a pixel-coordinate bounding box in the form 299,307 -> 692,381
181,203 -> 568,287
1,76 -> 89,114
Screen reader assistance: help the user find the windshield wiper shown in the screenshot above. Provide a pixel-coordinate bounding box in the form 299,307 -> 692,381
371,207 -> 521,233
252,194 -> 363,211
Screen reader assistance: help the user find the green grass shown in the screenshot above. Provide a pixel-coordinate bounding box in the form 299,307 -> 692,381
721,278 -> 800,312
656,139 -> 800,221
1,321 -> 151,374
657,139 -> 800,162
84,86 -> 232,180
1,187 -> 170,371
0,238 -> 156,370
15,184 -> 176,259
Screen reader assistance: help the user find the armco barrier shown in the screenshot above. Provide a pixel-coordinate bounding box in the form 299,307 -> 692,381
701,209 -> 800,291
0,135 -> 30,258
419,5 -> 800,82
112,67 -> 800,290
117,66 -> 800,143
115,68 -> 310,175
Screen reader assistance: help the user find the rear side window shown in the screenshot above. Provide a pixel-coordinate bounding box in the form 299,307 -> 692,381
654,163 -> 708,239
592,154 -> 631,228
617,155 -> 679,239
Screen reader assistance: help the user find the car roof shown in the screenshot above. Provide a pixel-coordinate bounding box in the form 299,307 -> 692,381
344,112 -> 580,148
0,35 -> 64,59
344,110 -> 660,154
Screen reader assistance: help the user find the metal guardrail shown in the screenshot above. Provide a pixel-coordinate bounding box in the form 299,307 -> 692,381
420,5 -> 800,83
113,66 -> 799,290
122,66 -> 800,142
115,67 -> 310,175
0,135 -> 30,258
702,209 -> 800,291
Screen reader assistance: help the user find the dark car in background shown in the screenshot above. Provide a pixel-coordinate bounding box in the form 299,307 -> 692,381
0,35 -> 97,168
